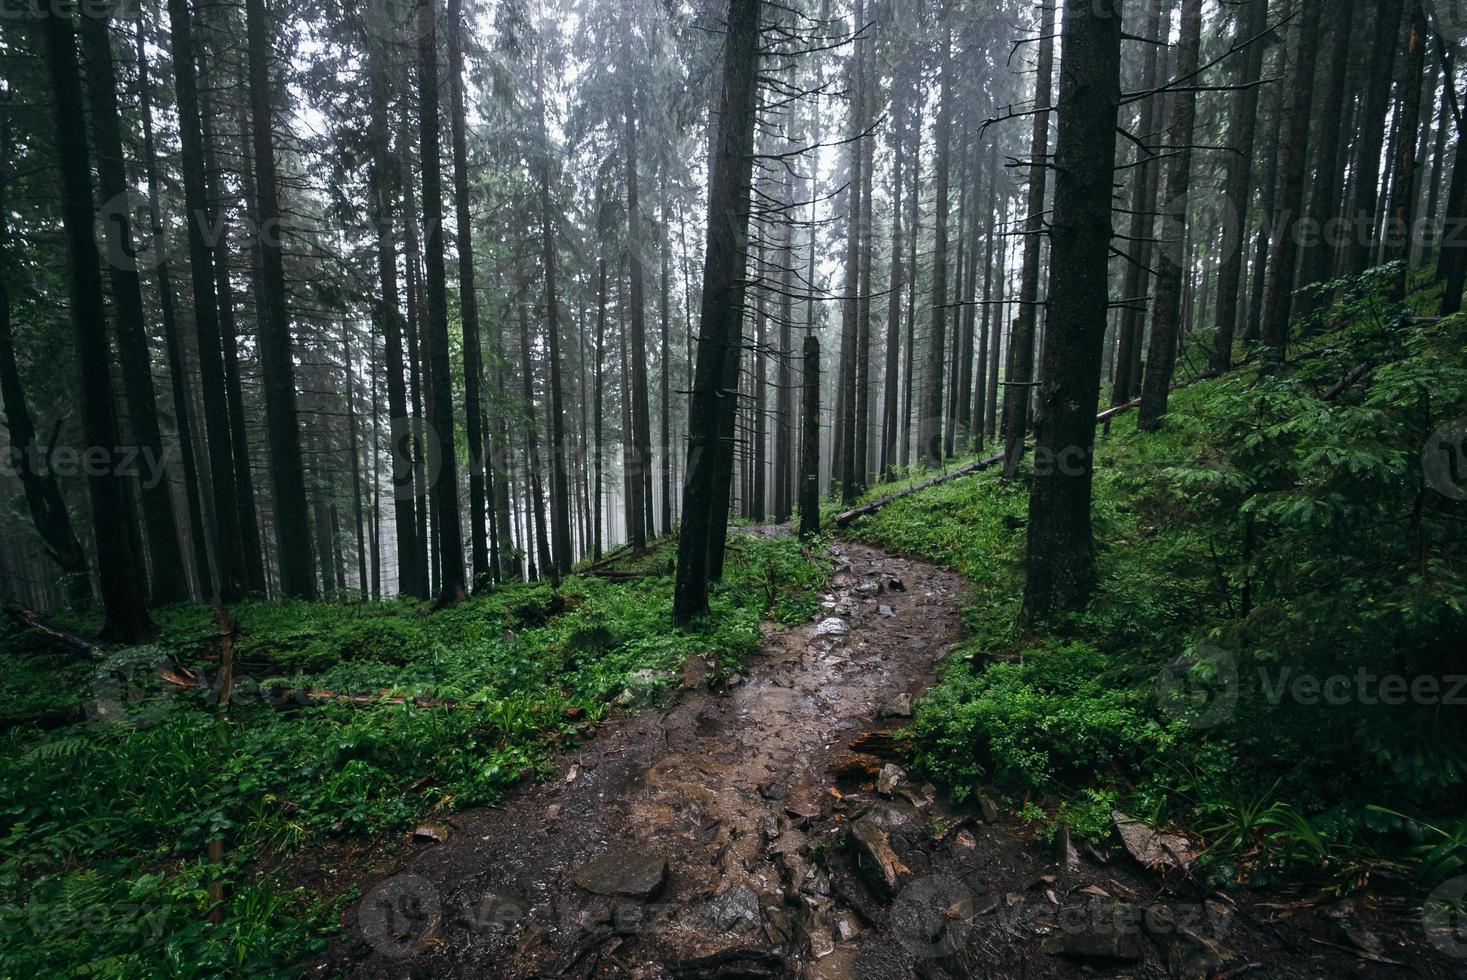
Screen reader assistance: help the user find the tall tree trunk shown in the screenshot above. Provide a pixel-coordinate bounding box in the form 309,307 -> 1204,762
1384,0 -> 1428,297
854,16 -> 875,487
1295,0 -> 1357,322
1209,0 -> 1266,371
416,0 -> 467,602
838,0 -> 866,502
343,323 -> 369,596
519,301 -> 552,579
623,90 -> 654,549
957,136 -> 981,452
0,125 -> 90,600
447,0 -> 491,589
799,334 -> 820,538
1349,0 -> 1407,275
674,0 -> 762,622
136,21 -> 211,598
974,141 -> 997,450
660,176 -> 675,536
752,233 -> 767,521
1021,0 -> 1123,623
246,0 -> 317,598
38,12 -> 153,640
1138,0 -> 1203,430
529,56 -> 572,578
879,56 -> 907,480
593,256 -> 608,560
986,227 -> 1005,440
1259,0 -> 1324,352
1244,74 -> 1285,346
400,134 -> 432,594
903,93 -> 923,467
919,11 -> 953,470
1001,0 -> 1054,475
78,16 -> 187,605
168,0 -> 249,601
366,23 -> 422,598
205,9 -> 270,598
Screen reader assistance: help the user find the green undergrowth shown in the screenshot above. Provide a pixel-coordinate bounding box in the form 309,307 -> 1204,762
848,266 -> 1467,895
0,531 -> 828,976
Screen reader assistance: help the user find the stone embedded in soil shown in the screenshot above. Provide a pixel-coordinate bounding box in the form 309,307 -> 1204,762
876,693 -> 912,718
708,883 -> 763,933
1111,810 -> 1199,871
876,763 -> 905,796
681,655 -> 709,689
413,822 -> 449,843
814,617 -> 850,637
848,811 -> 912,898
457,888 -> 529,935
878,604 -> 896,618
572,851 -> 670,900
1040,922 -> 1143,963
975,789 -> 1001,823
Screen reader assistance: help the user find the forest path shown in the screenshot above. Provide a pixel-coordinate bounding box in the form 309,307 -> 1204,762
320,536 -> 1448,979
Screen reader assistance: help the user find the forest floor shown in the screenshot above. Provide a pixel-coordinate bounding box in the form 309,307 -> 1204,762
314,533 -> 1461,979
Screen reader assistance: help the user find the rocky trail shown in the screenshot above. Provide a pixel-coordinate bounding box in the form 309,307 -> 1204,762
318,538 -> 1460,979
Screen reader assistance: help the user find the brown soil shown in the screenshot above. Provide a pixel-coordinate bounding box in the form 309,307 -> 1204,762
311,538 -> 1462,979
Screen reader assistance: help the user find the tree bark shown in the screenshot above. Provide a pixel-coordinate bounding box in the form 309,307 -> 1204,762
674,0 -> 763,622
799,334 -> 821,539
624,90 -> 654,548
1001,0 -> 1054,474
366,21 -> 422,598
1384,0 -> 1428,296
1259,0 -> 1325,352
1138,0 -> 1203,430
879,56 -> 907,479
1295,0 -> 1357,322
1348,0 -> 1407,275
0,124 -> 90,600
447,0 -> 491,589
1020,0 -> 1123,623
416,0 -> 467,602
135,21 -> 212,598
38,12 -> 153,641
168,0 -> 249,602
1209,0 -> 1266,371
919,12 -> 953,470
78,15 -> 187,605
246,0 -> 317,598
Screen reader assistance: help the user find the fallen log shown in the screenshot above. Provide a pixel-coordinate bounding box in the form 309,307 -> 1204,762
834,453 -> 1005,528
575,544 -> 634,576
4,606 -> 98,658
1321,362 -> 1371,402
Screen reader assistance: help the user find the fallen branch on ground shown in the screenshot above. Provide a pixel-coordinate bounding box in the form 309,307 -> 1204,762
4,607 -> 98,658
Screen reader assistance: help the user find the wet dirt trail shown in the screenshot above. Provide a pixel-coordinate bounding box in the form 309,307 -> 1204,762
320,537 -> 1458,979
